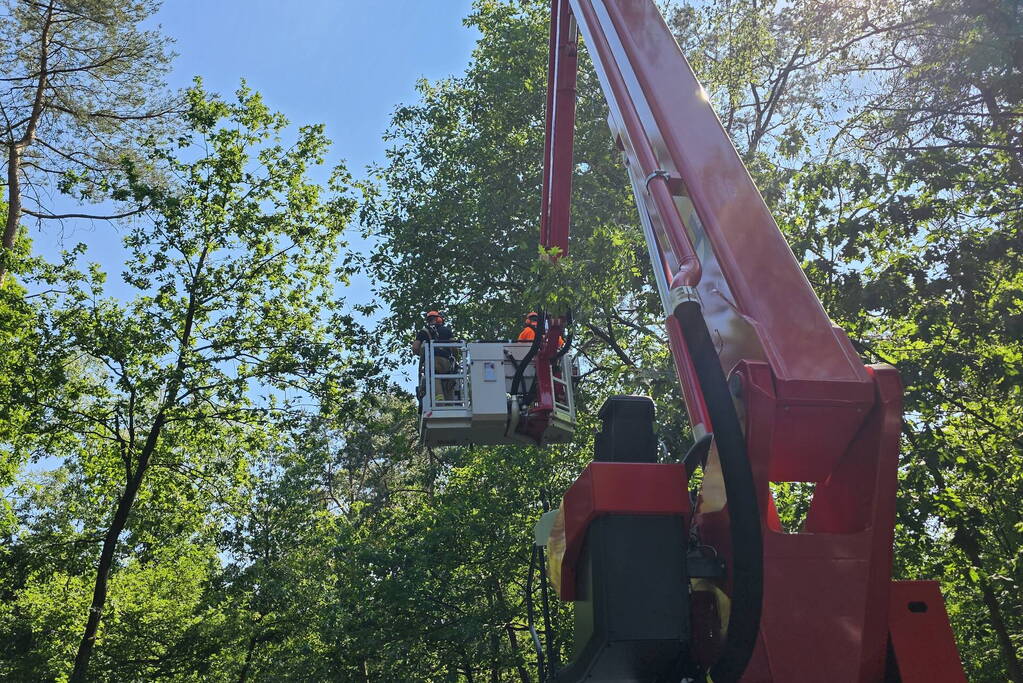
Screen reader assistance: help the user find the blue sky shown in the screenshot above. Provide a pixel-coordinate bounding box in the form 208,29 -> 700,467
37,0 -> 480,308
14,2 -> 482,474
150,0 -> 480,380
13,1 -> 483,401
153,0 -> 479,179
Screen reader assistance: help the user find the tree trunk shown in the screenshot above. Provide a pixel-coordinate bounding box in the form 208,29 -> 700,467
461,649 -> 476,683
69,466 -> 147,682
979,574 -> 1023,683
238,633 -> 259,683
955,529 -> 1023,683
69,241 -> 201,679
487,583 -> 502,683
3,144 -> 23,251
490,628 -> 502,682
1,0 -> 55,284
505,624 -> 531,683
69,412 -> 166,681
2,140 -> 27,286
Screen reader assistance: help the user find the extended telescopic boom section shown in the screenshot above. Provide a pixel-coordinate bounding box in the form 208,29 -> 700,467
538,0 -> 966,681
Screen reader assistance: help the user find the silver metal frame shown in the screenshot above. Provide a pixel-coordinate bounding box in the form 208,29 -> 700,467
551,354 -> 576,423
420,341 -> 470,412
419,341 -> 577,445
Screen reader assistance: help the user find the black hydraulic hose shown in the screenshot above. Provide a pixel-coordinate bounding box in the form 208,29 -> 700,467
674,301 -> 763,683
510,310 -> 546,397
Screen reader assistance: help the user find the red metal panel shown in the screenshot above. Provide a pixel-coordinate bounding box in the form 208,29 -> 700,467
888,581 -> 967,682
539,0 -> 578,257
543,4 -> 953,680
595,0 -> 868,388
708,362 -> 903,682
538,0 -> 557,249
571,0 -> 874,477
558,462 -> 689,600
517,317 -> 566,444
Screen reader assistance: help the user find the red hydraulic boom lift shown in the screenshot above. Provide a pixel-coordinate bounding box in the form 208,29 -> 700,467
529,1 -> 968,681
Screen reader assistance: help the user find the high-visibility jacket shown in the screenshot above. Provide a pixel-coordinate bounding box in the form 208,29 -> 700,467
517,325 -> 536,342
518,324 -> 564,346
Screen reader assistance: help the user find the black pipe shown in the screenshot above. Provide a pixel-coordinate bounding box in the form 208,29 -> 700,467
510,308 -> 546,398
674,301 -> 763,683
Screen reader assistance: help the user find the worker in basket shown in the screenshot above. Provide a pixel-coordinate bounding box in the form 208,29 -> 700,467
517,311 -> 568,404
517,311 -> 564,346
413,310 -> 456,403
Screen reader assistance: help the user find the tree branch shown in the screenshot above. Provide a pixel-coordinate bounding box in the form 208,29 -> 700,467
21,204 -> 149,221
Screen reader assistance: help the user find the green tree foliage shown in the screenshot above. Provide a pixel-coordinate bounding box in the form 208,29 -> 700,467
364,0 -> 691,448
0,219 -> 38,530
362,8 -> 700,673
1,0 -> 1020,680
2,81 -> 371,680
859,5 -> 1023,675
363,2 -> 651,349
0,0 -> 176,281
364,0 -> 1022,679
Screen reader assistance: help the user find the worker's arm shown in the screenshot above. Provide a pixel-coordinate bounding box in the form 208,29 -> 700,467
413,328 -> 429,355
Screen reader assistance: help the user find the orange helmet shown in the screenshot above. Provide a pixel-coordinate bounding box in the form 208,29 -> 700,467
525,311 -> 539,323
426,310 -> 444,323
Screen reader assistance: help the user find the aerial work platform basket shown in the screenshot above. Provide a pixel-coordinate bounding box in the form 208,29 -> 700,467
417,340 -> 576,447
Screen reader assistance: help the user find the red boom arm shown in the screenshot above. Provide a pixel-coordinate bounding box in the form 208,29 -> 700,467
539,0 -> 966,681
